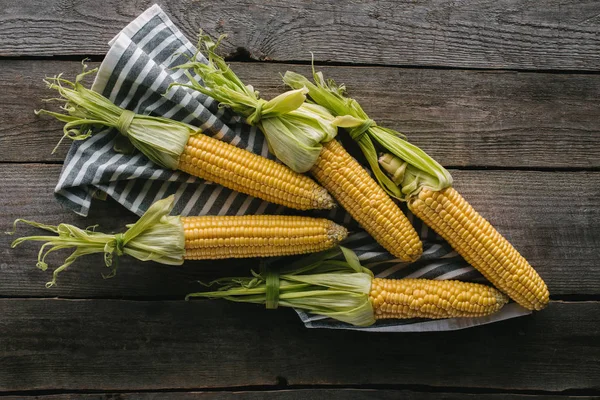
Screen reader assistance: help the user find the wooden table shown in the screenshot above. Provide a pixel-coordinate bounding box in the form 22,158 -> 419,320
1,1 -> 599,398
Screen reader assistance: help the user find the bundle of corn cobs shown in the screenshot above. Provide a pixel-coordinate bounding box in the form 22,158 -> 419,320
11,34 -> 549,328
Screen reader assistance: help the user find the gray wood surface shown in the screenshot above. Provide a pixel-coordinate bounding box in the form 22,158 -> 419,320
2,390 -> 598,399
1,299 -> 598,392
1,60 -> 599,168
2,1 -> 599,398
3,164 -> 598,298
1,1 -> 600,70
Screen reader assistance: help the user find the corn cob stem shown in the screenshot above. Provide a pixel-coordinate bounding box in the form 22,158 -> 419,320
407,187 -> 549,310
10,196 -> 347,287
178,134 -> 334,210
311,140 -> 422,262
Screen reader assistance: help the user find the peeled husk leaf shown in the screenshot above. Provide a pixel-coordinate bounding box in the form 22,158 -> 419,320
186,246 -> 376,327
172,34 -> 337,173
283,67 -> 453,200
36,62 -> 193,170
9,195 -> 185,287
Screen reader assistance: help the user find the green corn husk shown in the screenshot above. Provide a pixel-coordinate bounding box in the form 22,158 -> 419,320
187,246 -> 376,327
283,67 -> 453,200
9,196 -> 185,287
172,34 -> 337,173
36,62 -> 194,170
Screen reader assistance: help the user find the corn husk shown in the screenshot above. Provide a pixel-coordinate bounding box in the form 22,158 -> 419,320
36,63 -> 193,170
10,196 -> 185,287
186,246 -> 376,327
172,35 -> 337,173
283,68 -> 453,200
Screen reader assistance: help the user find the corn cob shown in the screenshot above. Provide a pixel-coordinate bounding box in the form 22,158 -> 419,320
11,196 -> 347,287
370,278 -> 509,319
407,187 -> 549,311
311,140 -> 422,262
188,246 -> 509,327
175,39 -> 422,263
37,68 -> 334,211
283,69 -> 550,311
178,135 -> 334,210
183,214 -> 347,260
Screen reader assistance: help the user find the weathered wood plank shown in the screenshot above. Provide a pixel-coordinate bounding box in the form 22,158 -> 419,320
1,60 -> 599,168
0,299 -> 598,392
1,1 -> 600,70
2,164 -> 598,298
2,390 -> 598,399
0,61 -> 85,162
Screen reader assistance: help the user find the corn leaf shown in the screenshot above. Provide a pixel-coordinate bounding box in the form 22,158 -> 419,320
186,246 -> 376,327
36,62 -> 193,170
10,196 -> 185,287
172,34 -> 337,173
283,68 -> 453,200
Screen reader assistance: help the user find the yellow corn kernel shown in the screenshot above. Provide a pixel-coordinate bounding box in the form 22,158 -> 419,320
178,134 -> 335,211
370,278 -> 509,319
408,187 -> 549,310
181,215 -> 348,259
310,139 -> 422,262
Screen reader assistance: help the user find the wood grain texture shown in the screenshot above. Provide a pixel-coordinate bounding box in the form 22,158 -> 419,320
0,299 -> 598,392
0,61 -> 92,163
1,1 -> 600,70
1,1 -> 598,397
3,390 -> 599,399
1,60 -> 598,168
2,164 -> 598,298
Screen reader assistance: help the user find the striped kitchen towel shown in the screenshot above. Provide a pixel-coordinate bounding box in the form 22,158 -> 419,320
53,4 -> 530,331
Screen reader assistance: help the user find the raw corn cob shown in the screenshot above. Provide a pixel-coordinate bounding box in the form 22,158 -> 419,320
311,139 -> 422,261
10,196 -> 347,287
188,246 -> 509,326
283,69 -> 549,311
403,184 -> 548,311
174,36 -> 422,262
177,134 -> 333,210
370,277 -> 508,320
183,214 -> 347,259
36,66 -> 334,211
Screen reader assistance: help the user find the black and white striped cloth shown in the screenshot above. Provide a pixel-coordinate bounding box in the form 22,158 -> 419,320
54,4 -> 529,331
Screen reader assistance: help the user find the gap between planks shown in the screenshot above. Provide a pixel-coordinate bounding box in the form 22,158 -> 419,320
1,386 -> 600,399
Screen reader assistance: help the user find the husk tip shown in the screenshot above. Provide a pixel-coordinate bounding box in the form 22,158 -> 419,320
185,293 -> 202,301
101,268 -> 118,280
36,261 -> 48,271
